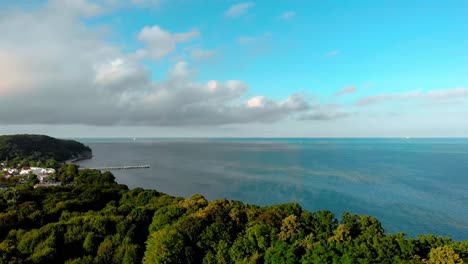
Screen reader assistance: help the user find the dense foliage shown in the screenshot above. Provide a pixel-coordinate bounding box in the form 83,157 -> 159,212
0,165 -> 466,263
0,135 -> 91,165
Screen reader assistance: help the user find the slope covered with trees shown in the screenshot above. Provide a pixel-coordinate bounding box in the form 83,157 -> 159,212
0,135 -> 91,165
0,165 -> 466,263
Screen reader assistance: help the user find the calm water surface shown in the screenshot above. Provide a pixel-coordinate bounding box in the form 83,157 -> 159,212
74,138 -> 468,240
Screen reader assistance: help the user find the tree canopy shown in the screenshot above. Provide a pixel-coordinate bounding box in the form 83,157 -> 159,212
0,135 -> 91,165
0,165 -> 466,263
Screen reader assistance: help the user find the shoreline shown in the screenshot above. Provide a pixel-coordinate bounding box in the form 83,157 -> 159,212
66,154 -> 93,163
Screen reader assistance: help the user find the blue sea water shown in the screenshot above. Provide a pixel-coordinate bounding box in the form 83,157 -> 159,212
74,138 -> 468,240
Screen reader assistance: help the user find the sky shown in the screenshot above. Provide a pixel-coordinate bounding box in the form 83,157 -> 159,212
0,0 -> 467,137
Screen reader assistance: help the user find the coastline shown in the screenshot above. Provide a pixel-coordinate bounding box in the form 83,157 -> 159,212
66,153 -> 93,163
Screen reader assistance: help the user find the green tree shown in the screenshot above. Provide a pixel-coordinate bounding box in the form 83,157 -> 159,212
425,246 -> 463,264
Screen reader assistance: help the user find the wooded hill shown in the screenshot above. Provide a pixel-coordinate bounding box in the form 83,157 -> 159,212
0,135 -> 91,164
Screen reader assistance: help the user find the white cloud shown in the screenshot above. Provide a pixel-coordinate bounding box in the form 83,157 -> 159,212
137,25 -> 199,60
426,87 -> 468,99
168,61 -> 196,79
225,2 -> 254,18
355,90 -> 422,106
46,0 -> 164,17
0,2 -> 309,127
299,104 -> 352,121
206,80 -> 218,92
48,0 -> 104,17
280,11 -> 296,20
355,88 -> 468,106
130,0 -> 162,6
334,86 -> 357,97
0,52 -> 33,96
247,94 -> 309,110
247,96 -> 267,108
95,58 -> 127,85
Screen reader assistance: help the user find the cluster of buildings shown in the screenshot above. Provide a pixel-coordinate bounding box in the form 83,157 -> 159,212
1,163 -> 60,188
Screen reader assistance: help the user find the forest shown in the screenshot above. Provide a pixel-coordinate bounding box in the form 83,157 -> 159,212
0,164 -> 466,263
0,135 -> 91,166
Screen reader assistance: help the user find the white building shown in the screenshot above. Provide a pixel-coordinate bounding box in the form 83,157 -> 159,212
19,167 -> 56,176
19,168 -> 32,176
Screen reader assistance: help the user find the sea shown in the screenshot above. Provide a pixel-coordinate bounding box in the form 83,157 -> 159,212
73,138 -> 468,240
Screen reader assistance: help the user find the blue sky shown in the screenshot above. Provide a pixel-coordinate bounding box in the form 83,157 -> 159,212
89,0 -> 467,98
0,0 -> 467,137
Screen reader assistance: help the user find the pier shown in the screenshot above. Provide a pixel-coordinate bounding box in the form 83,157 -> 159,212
80,165 -> 151,171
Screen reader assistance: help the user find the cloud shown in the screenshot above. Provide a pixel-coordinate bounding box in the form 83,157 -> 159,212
103,0 -> 163,8
46,0 -> 164,17
334,86 -> 357,97
94,58 -> 149,89
167,61 -> 198,79
299,104 -> 352,121
355,88 -> 468,106
0,52 -> 33,96
247,96 -> 267,108
225,2 -> 254,18
191,49 -> 218,62
280,11 -> 296,20
326,50 -> 340,57
239,94 -> 310,123
425,87 -> 468,99
136,25 -> 199,60
0,2 -> 309,127
355,90 -> 421,106
300,111 -> 351,121
48,0 -> 104,17
130,0 -> 162,7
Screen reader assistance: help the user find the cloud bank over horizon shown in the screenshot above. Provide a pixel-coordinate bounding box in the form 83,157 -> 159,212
0,1 -> 312,127
0,0 -> 467,137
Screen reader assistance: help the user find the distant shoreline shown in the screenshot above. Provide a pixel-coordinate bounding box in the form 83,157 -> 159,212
66,154 -> 93,163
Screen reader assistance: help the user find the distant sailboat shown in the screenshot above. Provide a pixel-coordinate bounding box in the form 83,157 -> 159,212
133,137 -> 136,141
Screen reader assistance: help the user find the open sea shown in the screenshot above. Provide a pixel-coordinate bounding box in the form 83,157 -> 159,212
74,138 -> 468,240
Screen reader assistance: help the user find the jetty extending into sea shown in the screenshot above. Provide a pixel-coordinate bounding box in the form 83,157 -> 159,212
79,165 -> 151,171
